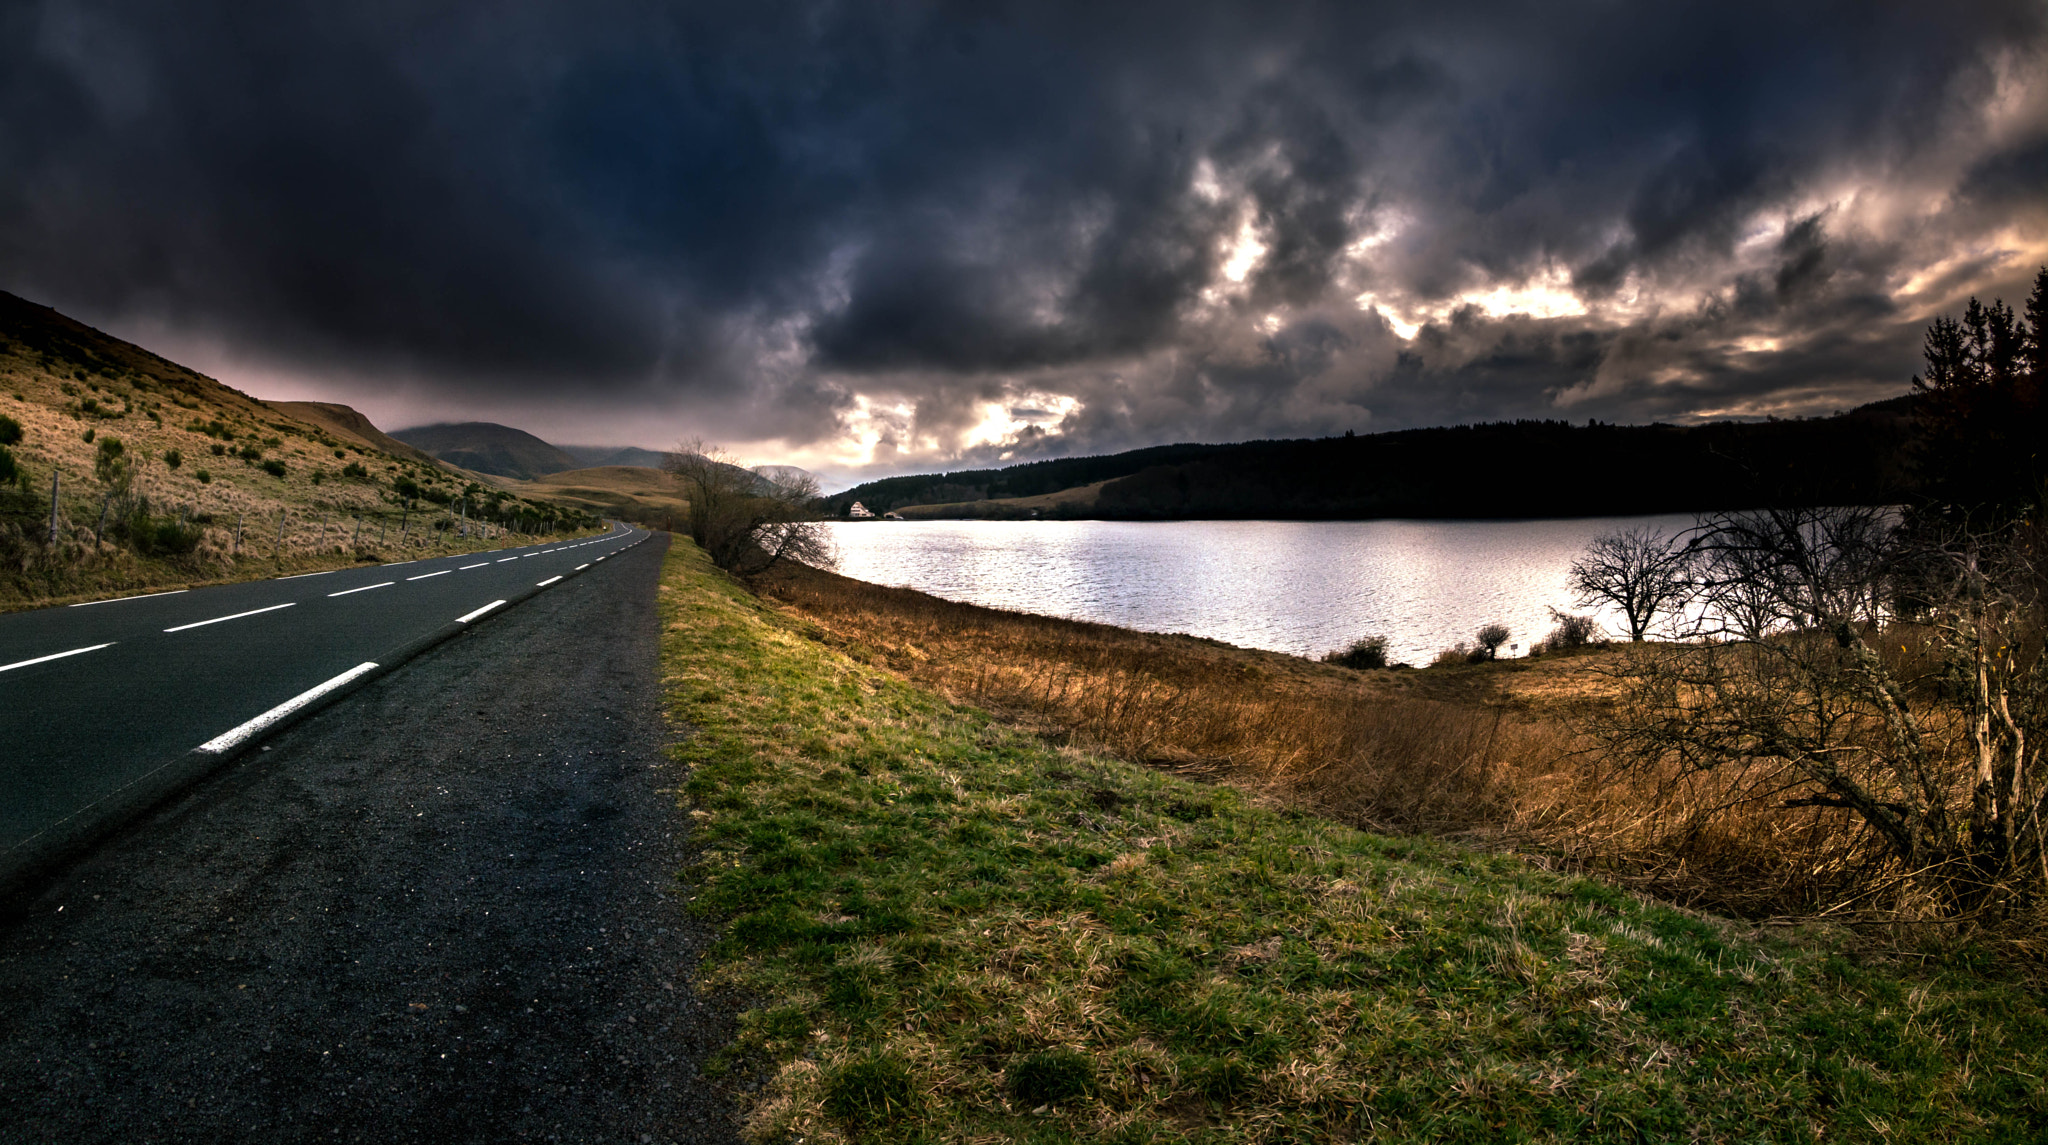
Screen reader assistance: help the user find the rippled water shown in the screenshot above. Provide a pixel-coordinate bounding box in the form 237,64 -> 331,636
819,516 -> 1697,663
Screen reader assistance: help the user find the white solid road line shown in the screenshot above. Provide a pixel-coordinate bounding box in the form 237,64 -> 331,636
193,662 -> 380,755
536,576 -> 563,587
454,599 -> 507,624
274,570 -> 334,581
460,562 -> 488,570
164,602 -> 295,633
327,581 -> 395,597
406,570 -> 451,581
69,588 -> 190,607
1,642 -> 116,675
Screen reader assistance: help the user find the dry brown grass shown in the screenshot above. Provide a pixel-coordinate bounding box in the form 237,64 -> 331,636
753,561 -> 1918,919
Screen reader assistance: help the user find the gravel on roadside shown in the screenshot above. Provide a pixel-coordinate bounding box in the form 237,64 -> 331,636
0,533 -> 741,1144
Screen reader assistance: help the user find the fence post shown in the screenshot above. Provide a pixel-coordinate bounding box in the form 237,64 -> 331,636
235,512 -> 244,554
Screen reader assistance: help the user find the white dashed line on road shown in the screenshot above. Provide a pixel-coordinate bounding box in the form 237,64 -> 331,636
454,600 -> 507,624
193,662 -> 380,755
536,576 -> 563,587
274,570 -> 334,581
406,570 -> 450,581
460,562 -> 488,570
327,582 -> 395,598
164,602 -> 296,633
1,642 -> 116,675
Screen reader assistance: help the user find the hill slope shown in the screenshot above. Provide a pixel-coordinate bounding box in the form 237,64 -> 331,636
556,444 -> 671,470
0,291 -> 602,607
264,400 -> 442,467
829,405 -> 1922,520
519,465 -> 689,529
390,421 -> 584,479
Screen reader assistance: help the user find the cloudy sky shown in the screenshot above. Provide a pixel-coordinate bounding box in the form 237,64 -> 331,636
3,1 -> 2045,484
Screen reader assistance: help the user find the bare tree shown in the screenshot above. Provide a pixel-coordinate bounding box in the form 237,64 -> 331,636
1568,526 -> 1687,641
663,439 -> 835,575
1595,507 -> 2048,914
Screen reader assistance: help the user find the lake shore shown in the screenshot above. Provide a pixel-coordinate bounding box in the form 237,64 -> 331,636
663,537 -> 2048,1143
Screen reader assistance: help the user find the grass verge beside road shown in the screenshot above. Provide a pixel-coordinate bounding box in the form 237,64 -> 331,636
660,539 -> 2048,1143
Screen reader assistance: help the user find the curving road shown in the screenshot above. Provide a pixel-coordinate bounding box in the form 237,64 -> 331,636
1,522 -> 652,877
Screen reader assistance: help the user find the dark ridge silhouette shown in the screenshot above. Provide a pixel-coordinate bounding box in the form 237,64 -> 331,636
828,402 -> 1923,520
390,422 -> 585,480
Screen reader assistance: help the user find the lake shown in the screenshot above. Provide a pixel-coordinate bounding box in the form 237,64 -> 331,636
818,516 -> 1698,664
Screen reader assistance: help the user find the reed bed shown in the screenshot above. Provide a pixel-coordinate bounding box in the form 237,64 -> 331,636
753,562 -> 1912,919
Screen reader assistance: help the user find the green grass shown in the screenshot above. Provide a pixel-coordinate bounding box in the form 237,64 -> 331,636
659,539 -> 2048,1143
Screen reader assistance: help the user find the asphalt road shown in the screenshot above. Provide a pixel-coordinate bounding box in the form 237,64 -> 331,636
0,529 -> 741,1142
0,522 -> 649,866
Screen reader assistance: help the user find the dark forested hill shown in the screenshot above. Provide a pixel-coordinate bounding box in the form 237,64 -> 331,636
827,401 -> 1922,520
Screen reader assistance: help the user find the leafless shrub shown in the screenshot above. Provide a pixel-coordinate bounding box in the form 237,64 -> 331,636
1592,507 -> 2048,916
664,439 -> 836,575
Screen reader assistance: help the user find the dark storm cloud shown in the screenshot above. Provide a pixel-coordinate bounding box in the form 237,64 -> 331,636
1,1 -> 2044,476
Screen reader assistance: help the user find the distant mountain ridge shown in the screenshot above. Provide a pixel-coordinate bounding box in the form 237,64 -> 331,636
556,444 -> 671,470
389,422 -> 585,480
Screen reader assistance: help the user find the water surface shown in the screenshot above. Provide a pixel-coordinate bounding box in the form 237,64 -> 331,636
819,516 -> 1694,663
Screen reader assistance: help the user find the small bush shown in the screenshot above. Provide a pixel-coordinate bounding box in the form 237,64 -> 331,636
310,469 -> 325,485
824,1054 -> 918,1129
341,461 -> 368,480
238,444 -> 262,461
1546,607 -> 1598,650
260,458 -> 287,477
1008,1048 -> 1096,1105
0,413 -> 20,445
1323,634 -> 1391,670
333,448 -> 346,459
124,513 -> 202,556
210,442 -> 226,455
0,445 -> 16,486
194,469 -> 211,484
163,448 -> 182,470
83,427 -> 95,443
1431,643 -> 1472,668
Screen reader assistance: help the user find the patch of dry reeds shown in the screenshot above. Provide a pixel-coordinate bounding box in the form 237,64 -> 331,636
750,563 -> 1920,919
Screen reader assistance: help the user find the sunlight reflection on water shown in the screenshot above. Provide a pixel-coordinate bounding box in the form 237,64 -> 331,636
819,516 -> 1697,663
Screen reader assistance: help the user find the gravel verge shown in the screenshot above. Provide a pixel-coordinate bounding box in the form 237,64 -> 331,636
0,532 -> 740,1143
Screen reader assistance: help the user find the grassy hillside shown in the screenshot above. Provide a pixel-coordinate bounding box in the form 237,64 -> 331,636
660,540 -> 2048,1143
0,291 -> 602,608
390,420 -> 585,479
264,400 -> 443,467
558,443 -> 672,469
520,464 -> 690,529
